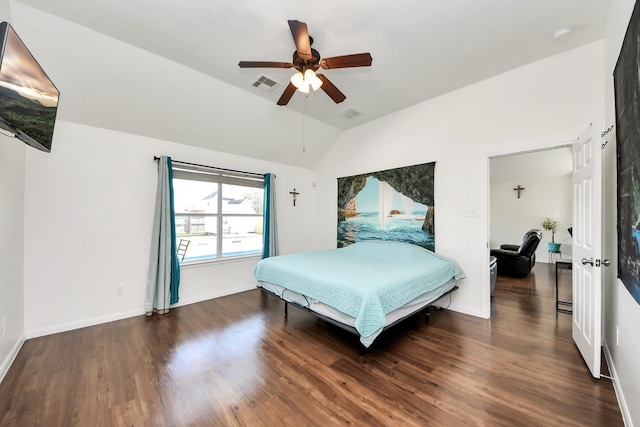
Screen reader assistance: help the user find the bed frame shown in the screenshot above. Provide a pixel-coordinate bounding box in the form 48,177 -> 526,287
260,285 -> 458,352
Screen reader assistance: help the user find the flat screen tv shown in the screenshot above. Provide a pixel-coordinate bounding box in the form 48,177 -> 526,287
0,21 -> 59,153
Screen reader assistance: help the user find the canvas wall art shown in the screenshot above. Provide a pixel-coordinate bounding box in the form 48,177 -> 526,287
614,0 -> 640,305
337,162 -> 435,251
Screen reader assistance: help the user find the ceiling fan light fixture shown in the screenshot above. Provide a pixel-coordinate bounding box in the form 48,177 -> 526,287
291,71 -> 310,93
291,69 -> 322,94
291,71 -> 304,88
311,79 -> 323,91
298,83 -> 310,94
305,69 -> 323,91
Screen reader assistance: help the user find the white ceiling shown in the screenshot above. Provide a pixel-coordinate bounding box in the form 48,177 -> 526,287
12,0 -> 613,166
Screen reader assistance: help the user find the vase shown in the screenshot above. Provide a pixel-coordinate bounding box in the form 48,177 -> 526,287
548,242 -> 561,252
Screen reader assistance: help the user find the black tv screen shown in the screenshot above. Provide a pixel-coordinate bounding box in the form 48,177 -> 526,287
0,21 -> 59,153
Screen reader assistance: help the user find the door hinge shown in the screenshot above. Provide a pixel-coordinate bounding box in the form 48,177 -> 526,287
596,259 -> 601,267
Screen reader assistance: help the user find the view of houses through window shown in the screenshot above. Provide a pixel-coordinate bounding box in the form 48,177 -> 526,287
172,165 -> 264,262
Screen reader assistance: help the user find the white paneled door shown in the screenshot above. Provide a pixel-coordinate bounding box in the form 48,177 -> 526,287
572,122 -> 603,378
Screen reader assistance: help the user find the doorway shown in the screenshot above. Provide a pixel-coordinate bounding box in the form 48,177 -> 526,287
489,146 -> 573,266
488,145 -> 574,315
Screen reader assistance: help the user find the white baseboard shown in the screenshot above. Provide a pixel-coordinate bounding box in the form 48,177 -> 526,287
26,308 -> 145,339
0,333 -> 26,384
603,342 -> 633,426
174,284 -> 256,308
25,285 -> 257,339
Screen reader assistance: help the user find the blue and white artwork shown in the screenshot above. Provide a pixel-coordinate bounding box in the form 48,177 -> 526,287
337,162 -> 435,251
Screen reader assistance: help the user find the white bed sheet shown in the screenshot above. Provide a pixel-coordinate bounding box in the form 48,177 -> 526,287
257,279 -> 457,347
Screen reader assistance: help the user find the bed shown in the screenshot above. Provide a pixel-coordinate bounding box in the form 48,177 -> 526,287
254,240 -> 465,348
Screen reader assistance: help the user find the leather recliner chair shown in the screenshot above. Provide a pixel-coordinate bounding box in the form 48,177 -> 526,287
490,229 -> 543,277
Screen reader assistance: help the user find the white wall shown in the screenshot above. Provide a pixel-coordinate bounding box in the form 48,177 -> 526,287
0,0 -> 26,384
602,1 -> 640,425
0,136 -> 26,382
316,41 -> 604,320
9,2 -> 341,170
6,2 -> 320,337
490,148 -> 573,263
23,121 -> 317,336
0,0 -> 9,19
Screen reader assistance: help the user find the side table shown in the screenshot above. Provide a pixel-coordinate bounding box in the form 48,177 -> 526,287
555,258 -> 572,313
548,249 -> 562,264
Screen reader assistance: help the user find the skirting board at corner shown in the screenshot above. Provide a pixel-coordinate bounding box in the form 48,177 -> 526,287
0,333 -> 26,384
603,342 -> 633,427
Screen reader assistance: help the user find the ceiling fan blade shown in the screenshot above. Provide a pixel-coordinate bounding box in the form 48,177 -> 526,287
288,20 -> 312,60
277,82 -> 297,106
238,61 -> 294,68
316,74 -> 346,104
320,53 -> 373,69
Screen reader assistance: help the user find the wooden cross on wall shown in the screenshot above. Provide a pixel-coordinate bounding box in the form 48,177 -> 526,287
513,185 -> 525,198
289,188 -> 299,206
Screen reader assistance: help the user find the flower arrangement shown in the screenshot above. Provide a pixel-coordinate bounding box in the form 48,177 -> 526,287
542,218 -> 558,243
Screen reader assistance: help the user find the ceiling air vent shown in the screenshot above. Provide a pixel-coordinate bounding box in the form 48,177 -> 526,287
252,75 -> 281,93
336,106 -> 364,119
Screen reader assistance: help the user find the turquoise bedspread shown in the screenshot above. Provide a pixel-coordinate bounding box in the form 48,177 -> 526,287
254,241 -> 465,338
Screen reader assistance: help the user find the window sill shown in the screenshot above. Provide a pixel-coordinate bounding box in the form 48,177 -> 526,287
179,254 -> 262,269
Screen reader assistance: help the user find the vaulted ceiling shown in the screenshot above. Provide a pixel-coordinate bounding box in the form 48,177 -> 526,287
12,0 -> 613,167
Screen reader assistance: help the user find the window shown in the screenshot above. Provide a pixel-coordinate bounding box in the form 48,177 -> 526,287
172,163 -> 264,263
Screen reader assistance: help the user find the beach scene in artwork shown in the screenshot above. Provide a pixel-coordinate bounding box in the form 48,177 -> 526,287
338,176 -> 433,251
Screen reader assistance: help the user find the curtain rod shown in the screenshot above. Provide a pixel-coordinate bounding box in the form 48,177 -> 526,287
153,156 -> 268,178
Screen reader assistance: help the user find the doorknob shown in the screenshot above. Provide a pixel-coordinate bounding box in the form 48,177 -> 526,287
582,257 -> 594,266
602,259 -> 611,267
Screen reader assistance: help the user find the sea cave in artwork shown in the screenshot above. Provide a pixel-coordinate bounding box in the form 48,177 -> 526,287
337,162 -> 435,251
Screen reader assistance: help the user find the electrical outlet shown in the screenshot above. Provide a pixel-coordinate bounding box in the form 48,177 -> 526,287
115,284 -> 124,296
2,318 -> 6,336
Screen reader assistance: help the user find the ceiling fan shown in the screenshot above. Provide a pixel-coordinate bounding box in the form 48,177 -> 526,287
238,20 -> 372,106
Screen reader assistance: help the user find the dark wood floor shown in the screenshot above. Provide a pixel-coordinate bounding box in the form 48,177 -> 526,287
0,264 -> 623,426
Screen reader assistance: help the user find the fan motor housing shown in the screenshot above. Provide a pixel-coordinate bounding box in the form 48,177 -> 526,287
293,48 -> 321,71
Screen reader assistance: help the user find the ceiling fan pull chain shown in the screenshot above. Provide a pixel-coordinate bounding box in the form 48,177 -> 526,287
302,96 -> 306,153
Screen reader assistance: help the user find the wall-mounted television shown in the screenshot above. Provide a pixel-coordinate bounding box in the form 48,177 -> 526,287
0,21 -> 59,153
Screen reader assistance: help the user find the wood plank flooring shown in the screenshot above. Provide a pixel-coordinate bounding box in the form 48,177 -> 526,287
0,264 -> 623,426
